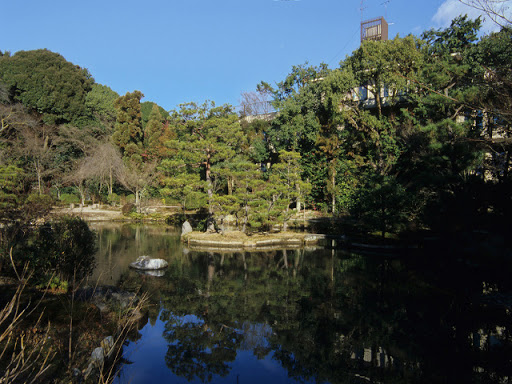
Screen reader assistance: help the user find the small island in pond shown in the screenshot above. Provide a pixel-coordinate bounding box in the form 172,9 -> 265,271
182,231 -> 324,250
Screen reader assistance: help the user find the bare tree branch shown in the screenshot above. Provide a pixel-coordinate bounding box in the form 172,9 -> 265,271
459,0 -> 512,28
238,90 -> 274,117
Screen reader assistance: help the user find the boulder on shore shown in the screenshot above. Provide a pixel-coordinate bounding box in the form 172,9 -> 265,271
76,286 -> 139,314
129,256 -> 169,271
182,220 -> 193,236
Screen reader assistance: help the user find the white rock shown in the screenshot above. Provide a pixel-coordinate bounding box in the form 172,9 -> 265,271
101,336 -> 115,358
90,347 -> 105,366
182,220 -> 193,236
129,256 -> 169,270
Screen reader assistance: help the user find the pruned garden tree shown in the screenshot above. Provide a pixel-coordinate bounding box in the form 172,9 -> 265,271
211,160 -> 264,232
165,102 -> 247,231
0,164 -> 53,270
271,150 -> 311,229
469,29 -> 512,189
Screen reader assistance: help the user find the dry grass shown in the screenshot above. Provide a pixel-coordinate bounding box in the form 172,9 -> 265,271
0,254 -> 55,384
0,249 -> 149,384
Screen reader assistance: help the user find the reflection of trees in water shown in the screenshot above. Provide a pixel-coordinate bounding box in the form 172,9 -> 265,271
89,223 -> 182,284
161,314 -> 242,382
156,249 -> 314,382
270,252 -> 512,384
96,225 -> 512,383
160,248 -> 512,384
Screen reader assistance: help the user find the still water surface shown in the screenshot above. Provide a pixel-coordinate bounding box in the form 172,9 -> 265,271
89,223 -> 512,384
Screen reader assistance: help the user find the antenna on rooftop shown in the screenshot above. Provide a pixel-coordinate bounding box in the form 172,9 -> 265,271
380,0 -> 390,19
360,0 -> 367,23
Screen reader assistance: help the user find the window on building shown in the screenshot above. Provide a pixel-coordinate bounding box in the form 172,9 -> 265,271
359,86 -> 368,101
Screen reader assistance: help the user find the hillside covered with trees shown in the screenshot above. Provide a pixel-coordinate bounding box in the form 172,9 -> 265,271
1,16 -> 511,246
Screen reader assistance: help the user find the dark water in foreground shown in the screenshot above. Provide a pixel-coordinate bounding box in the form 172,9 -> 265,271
89,223 -> 512,384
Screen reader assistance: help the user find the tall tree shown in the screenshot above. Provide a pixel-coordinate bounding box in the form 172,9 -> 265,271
112,90 -> 157,211
141,101 -> 169,128
0,49 -> 94,125
344,35 -> 422,118
144,104 -> 164,158
112,90 -> 144,161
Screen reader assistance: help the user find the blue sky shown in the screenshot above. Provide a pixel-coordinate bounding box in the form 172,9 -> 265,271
2,0 -> 509,111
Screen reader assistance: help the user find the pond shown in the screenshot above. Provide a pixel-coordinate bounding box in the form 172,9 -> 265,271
89,223 -> 512,384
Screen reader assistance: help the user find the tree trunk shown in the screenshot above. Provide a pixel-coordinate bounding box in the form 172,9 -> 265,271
182,196 -> 187,218
242,203 -> 248,233
296,183 -> 301,212
135,187 -> 141,213
109,167 -> 113,196
283,202 -> 289,231
331,167 -> 336,214
375,85 -> 383,119
227,176 -> 233,195
205,151 -> 216,232
35,160 -> 42,195
79,183 -> 85,206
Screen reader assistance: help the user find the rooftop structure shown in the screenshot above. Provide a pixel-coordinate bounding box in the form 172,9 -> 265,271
361,17 -> 388,42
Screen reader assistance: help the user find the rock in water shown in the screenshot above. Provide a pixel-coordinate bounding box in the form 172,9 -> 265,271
130,256 -> 169,270
182,220 -> 193,236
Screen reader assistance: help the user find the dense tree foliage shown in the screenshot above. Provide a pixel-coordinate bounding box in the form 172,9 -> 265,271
1,17 -> 511,237
0,49 -> 94,125
85,83 -> 119,127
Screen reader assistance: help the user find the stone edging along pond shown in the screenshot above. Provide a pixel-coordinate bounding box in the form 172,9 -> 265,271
181,231 -> 325,249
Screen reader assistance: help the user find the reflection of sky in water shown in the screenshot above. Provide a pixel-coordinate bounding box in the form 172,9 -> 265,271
98,224 -> 512,384
114,310 -> 315,384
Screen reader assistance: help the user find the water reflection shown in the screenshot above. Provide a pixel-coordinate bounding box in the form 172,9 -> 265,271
89,224 -> 512,384
88,223 -> 182,285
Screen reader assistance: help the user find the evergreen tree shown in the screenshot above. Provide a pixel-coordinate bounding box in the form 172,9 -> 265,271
165,102 -> 246,231
112,90 -> 144,162
0,49 -> 94,125
144,104 -> 164,158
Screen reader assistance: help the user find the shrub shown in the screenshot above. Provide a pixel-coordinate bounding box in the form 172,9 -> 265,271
107,193 -> 120,205
185,191 -> 207,210
60,193 -> 80,204
163,197 -> 179,206
23,193 -> 54,220
16,216 -> 97,285
166,213 -> 186,226
122,203 -> 135,215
